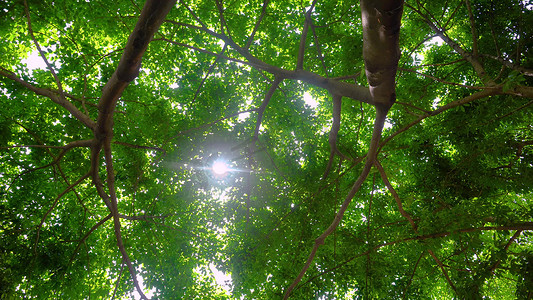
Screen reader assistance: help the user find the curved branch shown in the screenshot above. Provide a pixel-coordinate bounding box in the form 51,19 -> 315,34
374,160 -> 417,230
403,251 -> 426,298
5,139 -> 94,192
285,1 -> 404,295
488,230 -> 522,273
427,249 -> 457,292
323,94 -> 346,180
375,159 -> 457,292
89,2 -> 177,298
68,213 -> 113,266
95,0 -> 176,142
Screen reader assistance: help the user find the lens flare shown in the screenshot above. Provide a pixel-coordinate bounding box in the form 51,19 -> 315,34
212,161 -> 229,175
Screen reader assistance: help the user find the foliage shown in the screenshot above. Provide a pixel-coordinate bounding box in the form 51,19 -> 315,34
1,0 -> 532,299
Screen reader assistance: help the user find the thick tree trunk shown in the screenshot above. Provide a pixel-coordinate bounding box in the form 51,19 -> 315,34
360,0 -> 403,109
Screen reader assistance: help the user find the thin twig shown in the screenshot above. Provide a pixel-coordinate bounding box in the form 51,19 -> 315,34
374,160 -> 417,230
214,0 -> 229,36
191,44 -> 228,104
5,139 -> 94,192
406,2 -> 494,86
296,223 -> 533,290
254,77 -> 282,141
34,172 -> 90,254
112,141 -> 165,152
245,0 -> 270,49
67,213 -> 113,267
465,0 -> 478,57
380,88 -> 502,150
23,0 -> 66,101
402,251 -> 426,299
488,230 -> 522,273
427,249 -> 457,292
400,68 -> 486,90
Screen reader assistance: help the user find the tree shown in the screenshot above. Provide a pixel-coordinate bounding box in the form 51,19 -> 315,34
1,0 -> 532,298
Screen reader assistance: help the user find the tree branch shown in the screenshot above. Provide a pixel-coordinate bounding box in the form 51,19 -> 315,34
118,213 -> 173,220
214,0 -> 229,35
402,251 -> 426,299
375,159 -> 457,293
112,141 -> 165,152
89,1 -> 177,297
254,77 -> 282,141
380,88 -> 502,150
34,172 -> 91,254
488,230 -> 522,273
481,54 -> 533,77
310,19 -> 329,76
6,139 -> 94,192
0,68 -> 96,130
400,67 -> 487,90
297,223 -> 533,291
104,142 -> 146,299
296,0 -> 318,70
23,0 -> 67,101
323,94 -> 346,180
170,108 -> 257,140
95,0 -> 176,141
161,22 -> 374,104
427,249 -> 457,292
374,160 -> 417,230
283,107 -> 388,299
464,0 -> 478,57
406,3 -> 495,86
191,44 -> 228,104
245,0 -> 270,49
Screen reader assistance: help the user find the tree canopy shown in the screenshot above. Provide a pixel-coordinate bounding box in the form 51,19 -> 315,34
1,0 -> 532,299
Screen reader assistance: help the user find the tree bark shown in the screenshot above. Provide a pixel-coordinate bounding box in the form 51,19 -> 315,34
361,0 -> 403,109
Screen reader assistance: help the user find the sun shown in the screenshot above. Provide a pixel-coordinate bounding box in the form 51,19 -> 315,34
212,160 -> 229,176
